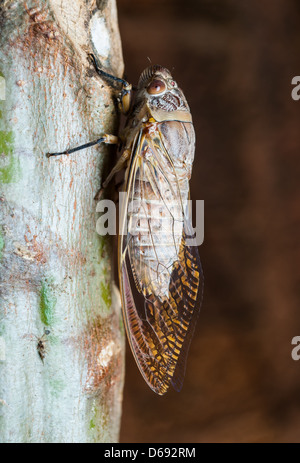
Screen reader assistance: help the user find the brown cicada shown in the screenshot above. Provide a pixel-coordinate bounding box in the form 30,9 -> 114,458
47,55 -> 204,395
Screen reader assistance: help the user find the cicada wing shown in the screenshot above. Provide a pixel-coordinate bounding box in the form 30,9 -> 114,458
119,142 -> 173,395
119,132 -> 203,395
168,215 -> 204,392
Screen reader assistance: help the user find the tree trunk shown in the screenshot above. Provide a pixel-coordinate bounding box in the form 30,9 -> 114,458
0,0 -> 125,443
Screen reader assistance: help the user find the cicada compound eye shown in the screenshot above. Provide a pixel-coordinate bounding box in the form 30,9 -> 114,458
147,79 -> 166,95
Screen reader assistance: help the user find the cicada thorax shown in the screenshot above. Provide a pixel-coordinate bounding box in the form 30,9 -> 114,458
119,65 -> 203,395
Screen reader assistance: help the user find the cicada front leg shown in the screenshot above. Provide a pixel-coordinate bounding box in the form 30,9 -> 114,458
47,54 -> 133,196
88,54 -> 132,115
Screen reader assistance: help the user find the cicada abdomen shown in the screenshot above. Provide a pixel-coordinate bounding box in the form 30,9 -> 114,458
119,66 -> 204,395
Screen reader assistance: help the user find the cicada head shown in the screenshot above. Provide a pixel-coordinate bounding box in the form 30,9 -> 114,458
135,65 -> 192,121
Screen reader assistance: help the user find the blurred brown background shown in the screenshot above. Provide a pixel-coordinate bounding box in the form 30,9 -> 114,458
117,0 -> 300,443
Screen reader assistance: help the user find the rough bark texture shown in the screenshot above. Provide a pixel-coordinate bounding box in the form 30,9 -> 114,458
0,0 -> 125,443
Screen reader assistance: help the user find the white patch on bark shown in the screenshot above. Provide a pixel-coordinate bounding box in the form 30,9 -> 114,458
90,13 -> 111,60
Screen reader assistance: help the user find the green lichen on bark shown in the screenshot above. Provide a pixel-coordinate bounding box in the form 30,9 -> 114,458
39,279 -> 57,326
100,280 -> 112,309
0,126 -> 20,184
0,81 -> 21,184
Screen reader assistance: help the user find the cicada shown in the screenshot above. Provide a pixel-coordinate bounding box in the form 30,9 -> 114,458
47,55 -> 204,395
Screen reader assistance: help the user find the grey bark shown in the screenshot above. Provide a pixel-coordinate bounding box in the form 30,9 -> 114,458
0,0 -> 125,443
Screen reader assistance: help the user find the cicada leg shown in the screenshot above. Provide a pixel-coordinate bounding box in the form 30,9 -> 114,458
94,148 -> 131,200
47,54 -> 132,198
46,134 -> 119,158
88,53 -> 132,115
102,148 -> 130,189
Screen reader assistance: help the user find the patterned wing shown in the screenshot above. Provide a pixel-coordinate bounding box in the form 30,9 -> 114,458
119,128 -> 203,395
